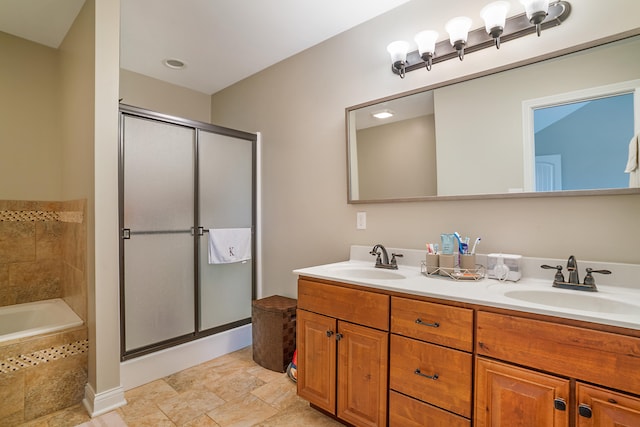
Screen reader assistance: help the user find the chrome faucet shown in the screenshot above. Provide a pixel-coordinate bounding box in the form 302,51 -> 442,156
567,255 -> 579,284
541,255 -> 611,292
370,244 -> 403,270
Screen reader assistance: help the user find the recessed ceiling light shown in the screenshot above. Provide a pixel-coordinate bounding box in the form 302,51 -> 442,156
372,109 -> 394,119
163,58 -> 186,69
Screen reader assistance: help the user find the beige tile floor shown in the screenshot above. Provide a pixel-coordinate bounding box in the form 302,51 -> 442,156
19,346 -> 343,427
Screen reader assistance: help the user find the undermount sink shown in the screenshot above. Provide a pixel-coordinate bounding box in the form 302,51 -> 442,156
325,266 -> 406,281
503,289 -> 639,315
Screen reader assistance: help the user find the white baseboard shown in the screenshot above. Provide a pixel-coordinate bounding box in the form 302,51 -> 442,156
120,324 -> 252,390
82,383 -> 127,418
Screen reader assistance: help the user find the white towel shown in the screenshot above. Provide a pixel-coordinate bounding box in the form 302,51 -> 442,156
625,133 -> 639,188
208,228 -> 252,264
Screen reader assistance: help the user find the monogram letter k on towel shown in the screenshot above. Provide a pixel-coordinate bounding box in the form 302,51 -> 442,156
208,228 -> 252,264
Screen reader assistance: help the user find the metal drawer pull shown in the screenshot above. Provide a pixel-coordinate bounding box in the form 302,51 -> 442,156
415,318 -> 440,328
414,369 -> 439,380
578,404 -> 592,418
554,398 -> 567,411
326,330 -> 334,338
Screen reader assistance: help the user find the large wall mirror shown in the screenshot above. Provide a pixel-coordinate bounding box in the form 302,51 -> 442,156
347,34 -> 640,203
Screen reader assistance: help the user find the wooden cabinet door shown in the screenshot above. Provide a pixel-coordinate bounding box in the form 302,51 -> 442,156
337,320 -> 388,427
475,358 -> 569,427
297,309 -> 337,414
577,383 -> 640,427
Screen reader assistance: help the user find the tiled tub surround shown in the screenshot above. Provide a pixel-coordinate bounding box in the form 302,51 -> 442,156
0,326 -> 88,426
0,200 -> 88,425
0,199 -> 87,320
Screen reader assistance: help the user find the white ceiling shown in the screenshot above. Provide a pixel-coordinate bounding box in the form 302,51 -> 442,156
0,0 -> 85,48
0,0 -> 411,95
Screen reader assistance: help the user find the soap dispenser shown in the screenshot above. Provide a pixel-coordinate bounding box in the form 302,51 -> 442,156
493,257 -> 510,281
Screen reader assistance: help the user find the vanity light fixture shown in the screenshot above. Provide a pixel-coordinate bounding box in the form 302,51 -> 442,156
388,0 -> 570,78
372,109 -> 395,119
445,17 -> 473,61
481,1 -> 511,49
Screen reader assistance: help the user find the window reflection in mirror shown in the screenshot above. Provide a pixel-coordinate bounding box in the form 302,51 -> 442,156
523,79 -> 640,192
533,93 -> 634,192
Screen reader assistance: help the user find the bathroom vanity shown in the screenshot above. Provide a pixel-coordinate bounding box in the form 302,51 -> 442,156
294,247 -> 640,427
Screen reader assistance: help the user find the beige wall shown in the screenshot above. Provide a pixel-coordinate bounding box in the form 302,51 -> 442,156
210,0 -> 640,300
120,69 -> 212,123
59,0 -> 95,203
357,115 -> 436,199
0,32 -> 62,200
58,0 -> 94,332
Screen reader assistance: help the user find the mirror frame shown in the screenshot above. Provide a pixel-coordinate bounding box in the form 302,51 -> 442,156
346,30 -> 640,204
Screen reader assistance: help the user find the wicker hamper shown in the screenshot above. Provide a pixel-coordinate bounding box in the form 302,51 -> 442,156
252,295 -> 297,372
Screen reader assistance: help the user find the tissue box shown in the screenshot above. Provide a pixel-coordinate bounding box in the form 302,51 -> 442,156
487,253 -> 522,282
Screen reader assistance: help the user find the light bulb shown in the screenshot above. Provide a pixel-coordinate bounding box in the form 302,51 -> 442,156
445,16 -> 472,60
386,40 -> 410,78
481,1 -> 511,48
414,30 -> 439,70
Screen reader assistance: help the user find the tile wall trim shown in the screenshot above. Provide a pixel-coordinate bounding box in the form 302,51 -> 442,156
0,210 -> 84,223
0,339 -> 89,374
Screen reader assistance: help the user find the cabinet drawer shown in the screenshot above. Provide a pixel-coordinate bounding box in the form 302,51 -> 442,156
390,334 -> 472,418
391,296 -> 473,351
477,311 -> 640,396
389,391 -> 470,427
298,279 -> 389,330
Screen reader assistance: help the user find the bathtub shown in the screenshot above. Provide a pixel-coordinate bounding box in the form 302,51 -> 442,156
0,298 -> 83,343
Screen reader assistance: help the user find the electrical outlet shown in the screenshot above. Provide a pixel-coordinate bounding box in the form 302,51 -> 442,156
356,211 -> 366,230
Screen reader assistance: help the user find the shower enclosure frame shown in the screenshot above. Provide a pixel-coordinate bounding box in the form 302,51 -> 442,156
118,104 -> 257,361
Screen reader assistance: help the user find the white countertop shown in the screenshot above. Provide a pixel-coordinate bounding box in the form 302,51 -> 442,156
293,246 -> 640,331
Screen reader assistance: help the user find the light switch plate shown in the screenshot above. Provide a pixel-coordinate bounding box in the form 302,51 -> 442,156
356,211 -> 366,230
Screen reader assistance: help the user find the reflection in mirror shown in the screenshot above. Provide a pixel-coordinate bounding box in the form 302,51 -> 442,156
349,91 -> 436,200
525,87 -> 637,192
347,35 -> 640,202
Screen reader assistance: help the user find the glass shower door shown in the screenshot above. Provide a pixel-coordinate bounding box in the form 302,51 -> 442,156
122,116 -> 196,353
198,130 -> 254,331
